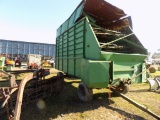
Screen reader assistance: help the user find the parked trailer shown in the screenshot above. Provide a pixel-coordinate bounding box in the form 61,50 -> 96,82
56,0 -> 148,102
27,54 -> 41,69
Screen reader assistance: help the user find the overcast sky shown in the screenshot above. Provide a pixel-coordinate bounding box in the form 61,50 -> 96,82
0,0 -> 159,52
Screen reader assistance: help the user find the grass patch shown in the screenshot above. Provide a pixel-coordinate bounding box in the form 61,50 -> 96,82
20,76 -> 160,120
1,68 -> 160,120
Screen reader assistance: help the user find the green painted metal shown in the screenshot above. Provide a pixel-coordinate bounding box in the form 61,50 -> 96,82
56,2 -> 84,37
56,18 -> 86,77
84,18 -> 101,59
0,57 -> 5,71
56,17 -> 101,78
99,52 -> 147,83
56,0 -> 148,88
100,52 -> 147,62
81,59 -> 110,88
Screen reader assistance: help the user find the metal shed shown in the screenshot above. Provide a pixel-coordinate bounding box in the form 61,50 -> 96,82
0,39 -> 55,60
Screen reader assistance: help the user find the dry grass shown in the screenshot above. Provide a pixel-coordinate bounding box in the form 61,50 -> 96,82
1,68 -> 160,120
20,79 -> 160,120
21,76 -> 159,120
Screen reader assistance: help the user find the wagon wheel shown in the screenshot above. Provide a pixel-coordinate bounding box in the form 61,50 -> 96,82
78,83 -> 93,102
116,82 -> 129,94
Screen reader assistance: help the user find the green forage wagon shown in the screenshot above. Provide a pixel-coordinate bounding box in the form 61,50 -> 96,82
55,0 -> 147,102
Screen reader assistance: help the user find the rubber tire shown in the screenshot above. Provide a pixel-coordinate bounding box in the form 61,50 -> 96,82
117,83 -> 129,94
78,83 -> 93,102
57,72 -> 64,77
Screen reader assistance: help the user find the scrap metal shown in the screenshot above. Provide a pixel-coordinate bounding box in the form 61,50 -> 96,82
0,68 -> 64,120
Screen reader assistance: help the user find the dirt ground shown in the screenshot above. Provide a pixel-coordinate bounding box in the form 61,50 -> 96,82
20,78 -> 160,120
1,68 -> 160,120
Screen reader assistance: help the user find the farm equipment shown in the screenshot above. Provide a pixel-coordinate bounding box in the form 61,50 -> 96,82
56,0 -> 148,102
42,59 -> 55,67
5,59 -> 15,67
0,69 -> 64,120
42,59 -> 51,67
27,54 -> 42,69
147,76 -> 160,91
0,57 -> 6,71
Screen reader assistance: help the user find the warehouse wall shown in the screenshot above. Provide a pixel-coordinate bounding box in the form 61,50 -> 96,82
0,39 -> 55,59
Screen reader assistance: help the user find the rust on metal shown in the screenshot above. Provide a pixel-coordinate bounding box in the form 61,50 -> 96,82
83,0 -> 132,30
0,69 -> 17,87
13,73 -> 33,120
0,68 -> 64,120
